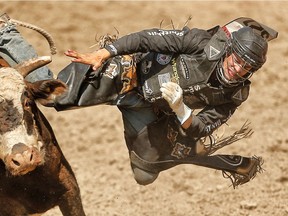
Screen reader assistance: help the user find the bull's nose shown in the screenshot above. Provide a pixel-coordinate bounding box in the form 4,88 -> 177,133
5,143 -> 43,175
11,143 -> 30,154
11,143 -> 36,167
12,149 -> 34,166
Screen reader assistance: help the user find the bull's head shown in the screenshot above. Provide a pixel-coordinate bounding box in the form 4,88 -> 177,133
0,57 -> 66,176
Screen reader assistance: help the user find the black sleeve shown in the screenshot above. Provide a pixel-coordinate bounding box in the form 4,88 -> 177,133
185,103 -> 239,138
105,27 -> 211,56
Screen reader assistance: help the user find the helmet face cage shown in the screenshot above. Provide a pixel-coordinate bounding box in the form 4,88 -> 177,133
216,27 -> 268,88
227,44 -> 254,81
215,43 -> 254,88
216,63 -> 239,88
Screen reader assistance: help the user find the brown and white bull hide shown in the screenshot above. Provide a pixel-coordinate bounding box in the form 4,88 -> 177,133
0,57 -> 85,216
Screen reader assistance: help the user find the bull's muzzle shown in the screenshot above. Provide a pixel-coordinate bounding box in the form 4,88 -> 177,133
5,143 -> 43,175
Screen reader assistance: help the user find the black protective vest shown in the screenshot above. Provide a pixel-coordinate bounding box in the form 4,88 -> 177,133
137,27 -> 250,109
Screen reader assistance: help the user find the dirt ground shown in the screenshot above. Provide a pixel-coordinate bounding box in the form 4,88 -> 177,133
1,1 -> 287,216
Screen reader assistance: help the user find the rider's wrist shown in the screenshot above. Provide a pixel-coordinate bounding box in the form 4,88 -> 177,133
104,44 -> 117,56
175,104 -> 192,125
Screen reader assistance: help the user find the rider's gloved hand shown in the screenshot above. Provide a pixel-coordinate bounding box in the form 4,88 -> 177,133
160,82 -> 192,124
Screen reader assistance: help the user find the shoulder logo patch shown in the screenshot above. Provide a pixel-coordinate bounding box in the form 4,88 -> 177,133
232,89 -> 243,101
209,46 -> 220,59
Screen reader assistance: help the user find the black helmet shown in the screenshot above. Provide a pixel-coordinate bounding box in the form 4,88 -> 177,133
231,26 -> 268,72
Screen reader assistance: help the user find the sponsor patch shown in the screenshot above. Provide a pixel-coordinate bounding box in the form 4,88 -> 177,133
120,55 -> 137,94
157,73 -> 171,86
143,80 -> 153,95
104,63 -> 118,79
147,30 -> 184,37
180,57 -> 190,79
156,54 -> 172,65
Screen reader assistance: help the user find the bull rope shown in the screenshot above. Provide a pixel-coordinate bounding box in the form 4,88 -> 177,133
10,18 -> 57,55
0,13 -> 57,55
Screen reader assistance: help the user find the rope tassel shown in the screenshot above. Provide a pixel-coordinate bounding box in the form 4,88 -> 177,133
201,120 -> 254,155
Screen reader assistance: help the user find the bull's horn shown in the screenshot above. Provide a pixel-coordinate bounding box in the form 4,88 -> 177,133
14,56 -> 52,78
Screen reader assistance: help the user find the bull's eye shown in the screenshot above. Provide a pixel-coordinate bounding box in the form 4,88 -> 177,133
24,99 -> 32,108
22,96 -> 35,135
22,90 -> 34,109
23,90 -> 30,98
24,100 -> 30,107
24,98 -> 33,109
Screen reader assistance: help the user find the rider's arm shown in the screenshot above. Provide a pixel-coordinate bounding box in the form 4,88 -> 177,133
105,27 -> 211,56
65,27 -> 211,70
160,82 -> 246,135
185,103 -> 238,138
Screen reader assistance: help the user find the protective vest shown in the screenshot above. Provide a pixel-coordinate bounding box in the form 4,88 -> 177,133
137,26 -> 250,109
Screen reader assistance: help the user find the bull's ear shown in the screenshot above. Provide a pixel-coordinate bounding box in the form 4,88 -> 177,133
27,79 -> 67,106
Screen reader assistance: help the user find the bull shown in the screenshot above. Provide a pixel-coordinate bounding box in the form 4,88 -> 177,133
0,56 -> 85,216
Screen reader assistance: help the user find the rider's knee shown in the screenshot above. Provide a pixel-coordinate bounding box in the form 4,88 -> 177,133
132,167 -> 159,186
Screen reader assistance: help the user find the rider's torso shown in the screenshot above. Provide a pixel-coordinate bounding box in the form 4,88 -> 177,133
135,52 -> 250,109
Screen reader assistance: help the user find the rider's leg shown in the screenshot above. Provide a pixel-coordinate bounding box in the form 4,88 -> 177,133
118,91 -> 160,185
0,15 -> 53,82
